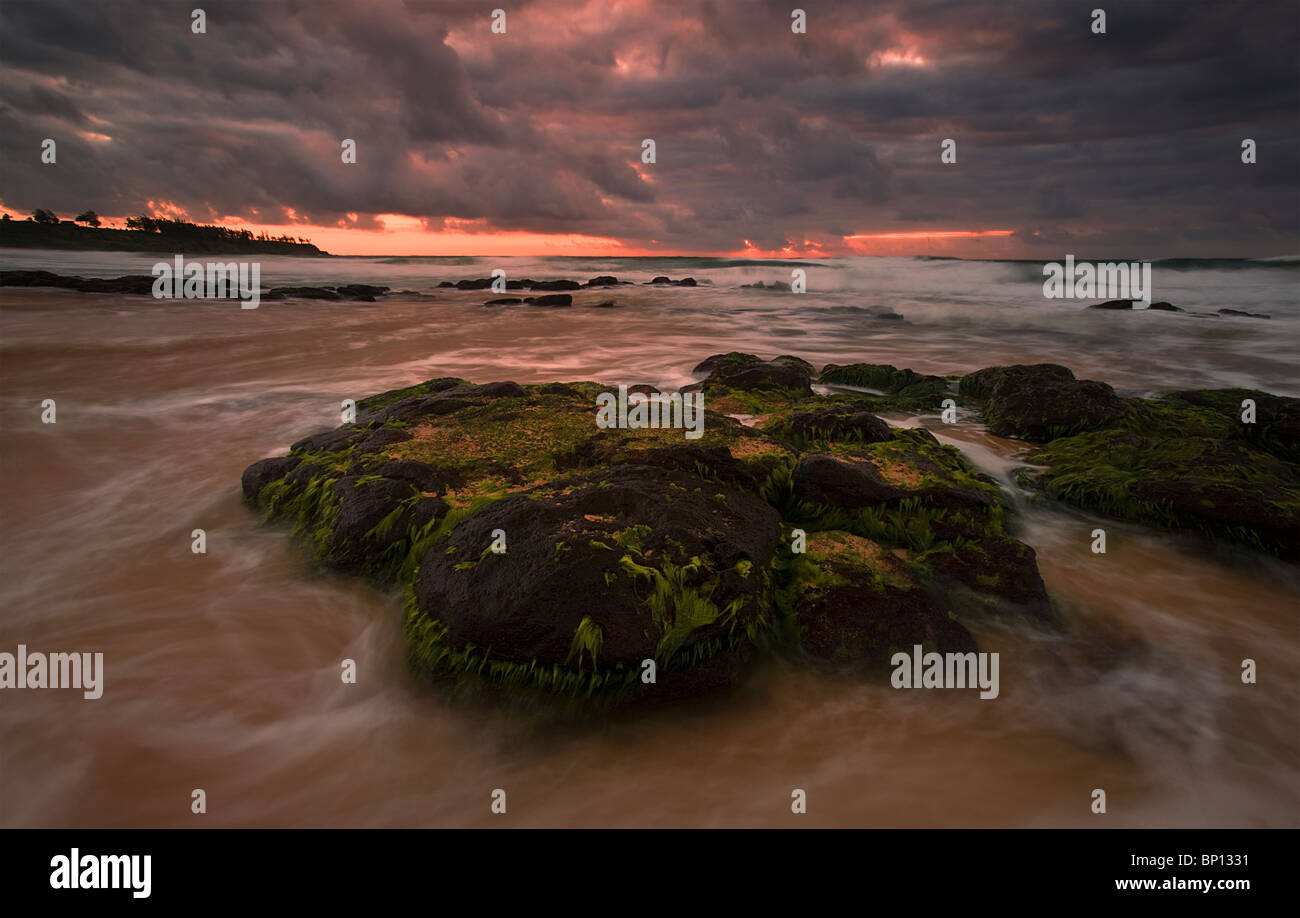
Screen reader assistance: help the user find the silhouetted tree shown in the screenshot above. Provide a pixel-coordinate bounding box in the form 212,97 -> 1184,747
75,209 -> 101,227
32,208 -> 59,225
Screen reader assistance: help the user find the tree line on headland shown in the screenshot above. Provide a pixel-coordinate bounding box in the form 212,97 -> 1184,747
0,209 -> 327,256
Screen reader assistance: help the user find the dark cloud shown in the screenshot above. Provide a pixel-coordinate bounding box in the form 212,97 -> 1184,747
0,0 -> 1295,255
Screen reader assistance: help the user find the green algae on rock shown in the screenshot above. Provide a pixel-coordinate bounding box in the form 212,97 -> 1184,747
782,531 -> 978,669
817,362 -> 952,411
1024,423 -> 1300,559
951,363 -> 1299,559
241,353 -> 1061,710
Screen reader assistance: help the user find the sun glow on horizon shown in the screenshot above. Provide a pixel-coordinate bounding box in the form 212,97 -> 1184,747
844,230 -> 1014,240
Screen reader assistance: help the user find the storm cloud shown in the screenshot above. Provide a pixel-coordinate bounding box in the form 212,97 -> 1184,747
1,0 -> 1296,255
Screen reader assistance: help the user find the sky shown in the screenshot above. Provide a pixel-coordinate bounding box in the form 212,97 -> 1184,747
1,0 -> 1297,258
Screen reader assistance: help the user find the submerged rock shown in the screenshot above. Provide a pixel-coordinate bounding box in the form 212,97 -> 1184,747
1089,299 -> 1135,309
1219,308 -> 1271,319
526,293 -> 573,307
264,286 -> 342,301
336,284 -> 390,298
0,270 -> 157,295
525,279 -> 582,291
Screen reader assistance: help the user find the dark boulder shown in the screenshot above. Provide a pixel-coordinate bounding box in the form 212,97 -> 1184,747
793,453 -> 903,507
413,466 -> 782,669
325,476 -> 446,577
817,363 -> 948,408
920,536 -> 1054,624
792,532 -> 977,668
691,351 -> 813,394
792,434 -> 1000,511
960,363 -> 1128,441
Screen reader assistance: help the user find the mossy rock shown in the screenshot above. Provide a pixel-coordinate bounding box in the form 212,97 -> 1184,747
917,536 -> 1056,626
817,362 -> 951,410
407,465 -> 781,704
1160,389 -> 1300,463
242,359 -> 1060,709
960,364 -> 1127,441
354,376 -> 472,414
764,405 -> 893,449
792,428 -> 1002,512
1026,428 -> 1300,559
785,531 -> 976,668
686,352 -> 814,400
